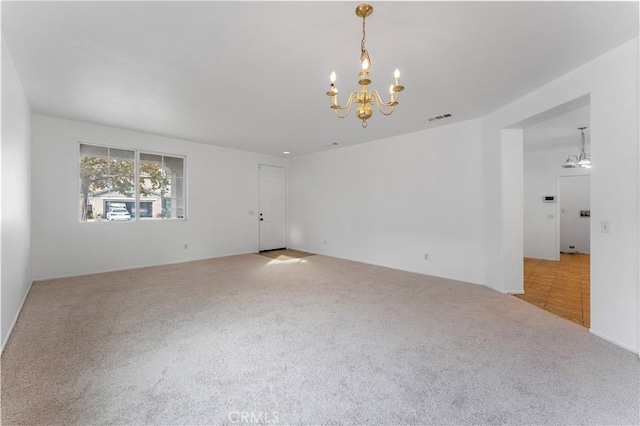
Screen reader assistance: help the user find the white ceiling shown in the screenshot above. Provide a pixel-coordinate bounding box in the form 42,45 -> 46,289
2,1 -> 637,157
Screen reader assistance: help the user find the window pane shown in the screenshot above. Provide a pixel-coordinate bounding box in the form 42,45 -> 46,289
140,153 -> 185,220
140,153 -> 162,164
108,153 -> 135,196
161,156 -> 185,219
139,154 -> 165,219
79,144 -> 134,222
164,156 -> 184,178
174,177 -> 185,219
110,148 -> 134,161
80,143 -> 107,158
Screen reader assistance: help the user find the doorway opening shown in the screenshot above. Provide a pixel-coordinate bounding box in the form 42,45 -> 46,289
516,100 -> 592,327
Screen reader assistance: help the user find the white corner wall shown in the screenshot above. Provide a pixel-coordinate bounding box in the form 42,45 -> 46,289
483,38 -> 639,353
500,129 -> 524,294
524,145 -> 592,260
1,40 -> 33,349
289,119 -> 485,285
31,115 -> 288,280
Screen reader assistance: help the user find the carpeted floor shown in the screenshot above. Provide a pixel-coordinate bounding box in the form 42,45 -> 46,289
2,254 -> 638,425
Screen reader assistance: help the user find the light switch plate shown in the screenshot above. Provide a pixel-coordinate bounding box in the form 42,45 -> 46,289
601,221 -> 611,233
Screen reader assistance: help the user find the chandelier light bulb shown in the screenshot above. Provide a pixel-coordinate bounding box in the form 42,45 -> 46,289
362,58 -> 370,71
389,84 -> 394,94
394,69 -> 400,85
330,71 -> 336,83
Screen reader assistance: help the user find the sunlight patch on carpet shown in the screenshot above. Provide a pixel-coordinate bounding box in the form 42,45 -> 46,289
258,249 -> 315,261
266,258 -> 309,266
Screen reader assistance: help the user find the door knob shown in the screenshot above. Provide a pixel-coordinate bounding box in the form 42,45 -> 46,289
260,218 -> 264,221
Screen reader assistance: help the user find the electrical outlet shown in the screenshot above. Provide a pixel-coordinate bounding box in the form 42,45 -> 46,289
601,221 -> 611,234
424,253 -> 429,260
184,244 -> 188,249
324,240 -> 327,245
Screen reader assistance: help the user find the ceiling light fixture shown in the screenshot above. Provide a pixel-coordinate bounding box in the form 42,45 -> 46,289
561,127 -> 591,168
326,4 -> 404,128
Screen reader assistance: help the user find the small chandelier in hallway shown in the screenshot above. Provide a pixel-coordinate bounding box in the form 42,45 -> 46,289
561,127 -> 591,168
326,4 -> 404,128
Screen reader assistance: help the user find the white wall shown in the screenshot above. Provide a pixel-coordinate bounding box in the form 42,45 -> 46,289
289,119 -> 485,285
559,175 -> 590,254
483,38 -> 639,352
31,115 -> 288,280
500,129 -> 524,294
1,40 -> 33,349
523,145 -> 591,260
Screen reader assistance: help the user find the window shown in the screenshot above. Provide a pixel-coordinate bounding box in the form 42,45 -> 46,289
79,143 -> 186,222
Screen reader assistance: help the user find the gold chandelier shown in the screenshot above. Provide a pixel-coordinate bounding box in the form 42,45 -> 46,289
326,4 -> 404,128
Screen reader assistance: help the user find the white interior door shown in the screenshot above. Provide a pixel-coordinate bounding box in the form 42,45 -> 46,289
259,164 -> 286,251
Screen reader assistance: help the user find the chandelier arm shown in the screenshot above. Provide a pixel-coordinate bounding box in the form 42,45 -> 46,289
370,90 -> 397,107
370,90 -> 397,116
376,104 -> 396,116
330,92 -> 353,111
333,92 -> 359,119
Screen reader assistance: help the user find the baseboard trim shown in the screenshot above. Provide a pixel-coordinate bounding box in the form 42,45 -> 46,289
524,256 -> 560,262
589,328 -> 638,354
1,279 -> 34,354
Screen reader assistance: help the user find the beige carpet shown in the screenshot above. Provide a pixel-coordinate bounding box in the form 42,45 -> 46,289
2,254 -> 638,425
258,249 -> 315,261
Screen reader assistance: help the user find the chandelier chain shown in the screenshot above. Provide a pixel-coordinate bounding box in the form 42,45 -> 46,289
360,15 -> 370,67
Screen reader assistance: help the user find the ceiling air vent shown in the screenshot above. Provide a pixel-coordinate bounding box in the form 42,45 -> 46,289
427,113 -> 453,122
